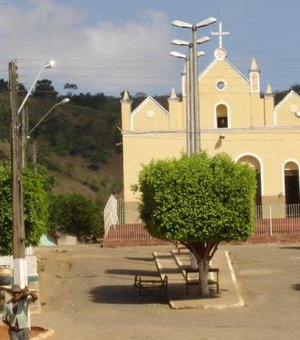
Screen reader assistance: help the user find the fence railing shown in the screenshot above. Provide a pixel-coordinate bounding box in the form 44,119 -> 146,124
255,204 -> 300,236
103,223 -> 154,241
104,199 -> 300,240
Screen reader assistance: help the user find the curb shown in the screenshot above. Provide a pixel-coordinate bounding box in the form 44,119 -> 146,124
224,250 -> 245,308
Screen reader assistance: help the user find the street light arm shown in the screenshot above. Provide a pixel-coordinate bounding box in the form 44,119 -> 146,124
172,20 -> 193,29
196,17 -> 217,28
197,36 -> 210,44
171,39 -> 190,46
197,51 -> 205,57
17,60 -> 56,115
170,51 -> 187,59
18,67 -> 44,115
27,98 -> 69,137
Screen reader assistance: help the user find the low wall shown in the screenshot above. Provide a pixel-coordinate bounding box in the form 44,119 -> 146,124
0,249 -> 38,277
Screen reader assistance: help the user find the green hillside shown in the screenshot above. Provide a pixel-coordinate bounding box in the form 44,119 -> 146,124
0,90 -> 124,207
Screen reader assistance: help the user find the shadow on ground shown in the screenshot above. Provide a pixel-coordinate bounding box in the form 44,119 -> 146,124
280,246 -> 300,250
292,283 -> 300,291
88,285 -> 168,305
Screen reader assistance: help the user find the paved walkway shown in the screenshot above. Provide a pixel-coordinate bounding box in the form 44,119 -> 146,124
153,247 -> 244,309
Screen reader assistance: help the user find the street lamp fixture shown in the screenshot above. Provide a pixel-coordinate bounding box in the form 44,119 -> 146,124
170,50 -> 205,59
26,98 -> 70,174
27,98 -> 70,137
197,51 -> 205,57
170,51 -> 187,59
172,17 -> 217,29
171,39 -> 189,46
172,37 -> 210,47
18,59 -> 56,114
197,36 -> 210,44
44,60 -> 56,69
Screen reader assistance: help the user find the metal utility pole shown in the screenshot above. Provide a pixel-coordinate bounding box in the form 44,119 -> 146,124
192,25 -> 200,153
185,55 -> 192,156
9,60 -> 27,288
172,18 -> 216,154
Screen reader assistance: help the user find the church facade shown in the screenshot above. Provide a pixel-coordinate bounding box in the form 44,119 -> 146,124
120,24 -> 300,222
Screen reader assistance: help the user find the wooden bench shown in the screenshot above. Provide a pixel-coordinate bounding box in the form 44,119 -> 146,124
134,275 -> 168,301
175,241 -> 188,254
182,267 -> 219,295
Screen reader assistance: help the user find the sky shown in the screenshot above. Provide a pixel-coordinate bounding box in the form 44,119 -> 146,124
1,0 -> 300,97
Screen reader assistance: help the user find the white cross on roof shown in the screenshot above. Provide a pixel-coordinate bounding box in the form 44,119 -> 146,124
211,22 -> 230,49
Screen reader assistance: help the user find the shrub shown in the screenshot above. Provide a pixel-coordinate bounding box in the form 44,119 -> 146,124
48,193 -> 104,238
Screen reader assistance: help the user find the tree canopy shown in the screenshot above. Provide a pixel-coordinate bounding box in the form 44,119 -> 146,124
48,192 -> 104,238
0,162 -> 52,255
135,152 -> 257,295
32,79 -> 58,99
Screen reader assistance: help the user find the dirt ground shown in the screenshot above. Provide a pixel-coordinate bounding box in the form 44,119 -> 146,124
0,325 -> 44,339
25,244 -> 300,339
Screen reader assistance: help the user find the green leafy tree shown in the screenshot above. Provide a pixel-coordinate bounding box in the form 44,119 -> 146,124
0,162 -> 52,255
48,193 -> 104,238
134,152 -> 256,296
64,83 -> 78,96
0,79 -> 9,92
32,79 -> 58,99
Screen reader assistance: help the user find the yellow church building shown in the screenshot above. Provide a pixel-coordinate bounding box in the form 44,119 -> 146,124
120,23 -> 300,224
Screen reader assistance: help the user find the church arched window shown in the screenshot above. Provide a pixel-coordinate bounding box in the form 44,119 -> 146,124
216,104 -> 228,128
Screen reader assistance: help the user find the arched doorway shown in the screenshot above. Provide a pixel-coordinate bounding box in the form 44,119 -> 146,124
284,161 -> 300,205
216,104 -> 228,128
237,155 -> 262,206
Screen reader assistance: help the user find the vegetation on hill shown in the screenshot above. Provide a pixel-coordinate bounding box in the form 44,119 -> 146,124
0,81 -> 125,206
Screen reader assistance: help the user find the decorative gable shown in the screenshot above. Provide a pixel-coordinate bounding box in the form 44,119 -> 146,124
274,90 -> 300,126
199,58 -> 249,91
130,96 -> 170,132
198,58 -> 253,129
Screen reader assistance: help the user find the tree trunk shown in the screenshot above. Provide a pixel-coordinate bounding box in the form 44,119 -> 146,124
198,259 -> 210,297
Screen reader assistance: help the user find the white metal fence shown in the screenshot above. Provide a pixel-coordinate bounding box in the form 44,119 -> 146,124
104,198 -> 300,240
255,204 -> 300,236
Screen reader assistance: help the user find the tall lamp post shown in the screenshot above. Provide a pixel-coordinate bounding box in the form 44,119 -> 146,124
9,59 -> 56,288
17,60 -> 56,115
170,45 -> 206,156
172,18 -> 216,153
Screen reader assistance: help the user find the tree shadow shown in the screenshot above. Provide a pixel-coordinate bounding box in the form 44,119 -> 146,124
88,285 -> 168,304
291,284 -> 300,291
280,246 -> 300,250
